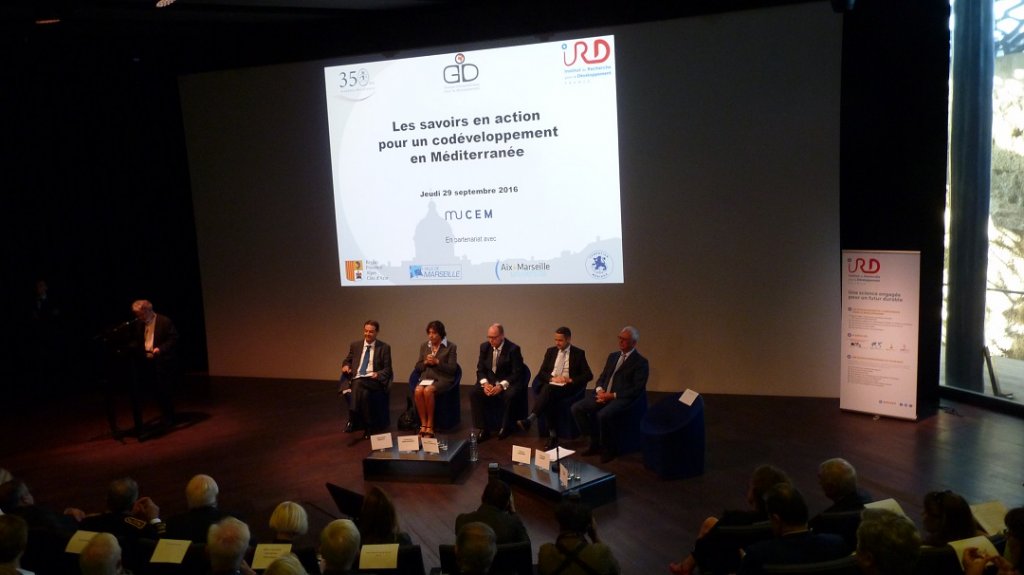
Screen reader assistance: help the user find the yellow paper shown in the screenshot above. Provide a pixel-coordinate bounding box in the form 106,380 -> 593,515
150,539 -> 192,564
65,530 -> 99,554
251,543 -> 293,570
359,543 -> 400,569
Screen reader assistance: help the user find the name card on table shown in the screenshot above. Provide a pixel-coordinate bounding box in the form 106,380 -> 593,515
422,437 -> 440,454
534,449 -> 551,471
360,543 -> 400,569
370,433 -> 394,451
559,463 -> 570,487
65,531 -> 99,553
542,447 -> 574,461
151,539 -> 192,564
251,543 -> 292,570
397,435 -> 421,452
679,388 -> 700,406
512,445 -> 532,465
865,498 -> 908,518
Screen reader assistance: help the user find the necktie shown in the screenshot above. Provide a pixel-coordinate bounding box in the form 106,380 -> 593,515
492,347 -> 499,373
607,352 -> 626,392
553,349 -> 567,377
144,321 -> 155,352
359,345 -> 371,375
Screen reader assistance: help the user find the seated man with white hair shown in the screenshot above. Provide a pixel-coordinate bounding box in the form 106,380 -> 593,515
208,517 -> 254,575
79,533 -> 122,575
165,474 -> 231,543
319,519 -> 361,575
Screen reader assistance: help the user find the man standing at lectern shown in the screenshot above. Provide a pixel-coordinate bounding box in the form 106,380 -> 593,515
571,326 -> 648,462
130,299 -> 179,438
471,323 -> 525,442
339,320 -> 393,439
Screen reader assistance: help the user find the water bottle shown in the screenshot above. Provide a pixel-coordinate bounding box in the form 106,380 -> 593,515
469,430 -> 479,462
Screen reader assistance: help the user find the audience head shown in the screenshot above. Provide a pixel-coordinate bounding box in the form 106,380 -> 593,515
921,489 -> 978,545
319,519 -> 361,572
818,458 -> 858,501
746,464 -> 791,513
554,494 -> 593,535
207,517 -> 251,571
1004,506 -> 1023,568
79,532 -> 122,575
269,501 -> 309,540
265,553 -> 308,575
0,514 -> 28,567
106,477 -> 139,514
480,479 -> 512,511
763,483 -> 809,533
186,474 -> 219,509
455,522 -> 497,575
0,480 -> 31,510
359,486 -> 400,544
856,508 -> 921,575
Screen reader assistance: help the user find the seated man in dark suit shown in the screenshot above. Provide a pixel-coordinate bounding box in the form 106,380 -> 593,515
517,326 -> 593,451
79,477 -> 165,541
455,480 -> 530,546
164,474 -> 231,543
471,323 -> 525,441
571,326 -> 649,462
207,517 -> 253,575
338,320 -> 394,439
809,457 -> 871,547
455,522 -> 497,575
738,483 -> 848,575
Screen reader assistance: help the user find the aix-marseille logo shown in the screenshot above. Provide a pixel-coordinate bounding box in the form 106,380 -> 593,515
586,251 -> 612,279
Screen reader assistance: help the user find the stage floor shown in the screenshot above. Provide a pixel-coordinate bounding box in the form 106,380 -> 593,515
2,376 -> 1022,573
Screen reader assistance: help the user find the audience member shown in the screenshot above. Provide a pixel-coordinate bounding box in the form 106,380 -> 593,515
571,326 -> 649,462
921,489 -> 984,546
855,508 -> 921,575
455,480 -> 530,546
813,458 -> 871,515
319,519 -> 361,575
413,320 -> 458,439
962,505 -> 1023,575
359,486 -> 412,545
268,502 -> 318,575
79,477 -> 165,540
78,532 -> 122,575
670,464 -> 791,575
264,553 -> 308,575
164,474 -> 230,542
0,514 -> 32,575
471,323 -> 526,441
0,479 -> 78,537
737,483 -> 848,574
455,522 -> 497,575
537,494 -> 620,575
208,516 -> 254,575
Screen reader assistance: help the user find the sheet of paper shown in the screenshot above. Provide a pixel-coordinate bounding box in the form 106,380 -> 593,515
865,498 -> 908,517
679,388 -> 699,405
397,435 -> 421,452
559,462 -> 569,487
543,447 -> 575,461
360,543 -> 400,569
150,538 -> 192,564
370,433 -> 394,451
65,531 -> 99,554
948,535 -> 1000,564
534,449 -> 551,471
549,381 -> 566,387
251,543 -> 292,570
970,501 -> 1009,536
512,445 -> 532,465
422,437 -> 440,454
418,378 -> 434,386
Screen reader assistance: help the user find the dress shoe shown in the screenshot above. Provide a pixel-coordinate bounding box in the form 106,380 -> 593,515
581,444 -> 602,457
497,428 -> 511,440
477,430 -> 493,443
600,450 -> 617,463
543,437 -> 559,451
516,418 -> 531,432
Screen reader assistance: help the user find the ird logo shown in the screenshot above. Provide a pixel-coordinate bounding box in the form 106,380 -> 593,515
563,39 -> 611,66
848,257 -> 881,274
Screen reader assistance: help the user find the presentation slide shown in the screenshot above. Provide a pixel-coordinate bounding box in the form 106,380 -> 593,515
323,35 -> 622,286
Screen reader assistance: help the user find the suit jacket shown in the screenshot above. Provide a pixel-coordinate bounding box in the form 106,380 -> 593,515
476,339 -> 524,388
341,339 -> 394,388
537,534 -> 620,575
455,504 -> 530,546
414,340 -> 458,389
738,531 -> 849,575
593,349 -> 648,403
79,511 -> 166,540
535,345 -> 593,388
164,505 -> 231,543
130,314 -> 178,362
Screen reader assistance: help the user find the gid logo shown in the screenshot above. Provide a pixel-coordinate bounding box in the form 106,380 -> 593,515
848,257 -> 881,274
444,53 -> 479,84
562,38 -> 611,66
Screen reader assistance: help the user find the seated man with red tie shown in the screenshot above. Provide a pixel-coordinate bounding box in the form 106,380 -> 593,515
571,326 -> 649,463
339,320 -> 393,439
